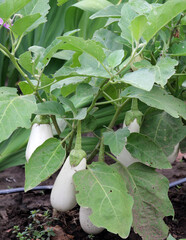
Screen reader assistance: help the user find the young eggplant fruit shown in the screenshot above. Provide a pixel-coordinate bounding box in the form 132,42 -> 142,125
79,207 -> 104,235
117,119 -> 139,167
50,156 -> 86,212
25,123 -> 53,161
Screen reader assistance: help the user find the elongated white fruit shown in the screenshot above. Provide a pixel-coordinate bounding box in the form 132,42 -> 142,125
168,143 -> 179,163
117,119 -> 139,167
79,207 -> 104,235
25,123 -> 53,161
50,156 -> 86,212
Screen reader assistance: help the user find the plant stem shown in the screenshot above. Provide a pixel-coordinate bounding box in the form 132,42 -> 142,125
108,99 -> 130,129
75,120 -> 82,150
116,44 -> 146,76
105,152 -> 120,163
98,135 -> 104,162
87,80 -> 109,114
87,98 -> 130,162
0,43 -> 35,90
87,142 -> 100,163
95,98 -> 121,106
61,130 -> 74,145
51,115 -> 61,136
131,98 -> 138,111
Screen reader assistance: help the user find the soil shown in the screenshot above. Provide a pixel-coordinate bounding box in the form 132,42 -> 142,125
0,158 -> 186,240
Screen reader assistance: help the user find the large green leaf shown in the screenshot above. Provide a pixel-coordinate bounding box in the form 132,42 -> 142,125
11,14 -> 41,36
0,148 -> 26,172
54,53 -> 110,79
0,0 -> 31,21
25,138 -> 66,192
90,5 -> 121,19
0,87 -> 37,143
93,29 -> 123,51
58,36 -> 106,63
141,111 -> 186,156
121,86 -> 186,119
153,57 -> 178,87
0,128 -> 30,159
35,101 -> 65,117
103,128 -> 130,156
130,15 -> 148,42
118,3 -> 137,44
106,50 -> 124,69
73,162 -> 134,238
121,68 -> 155,91
170,41 -> 186,56
128,163 -> 174,240
51,77 -> 88,97
73,0 -> 112,12
142,0 -> 186,43
18,51 -> 37,75
126,133 -> 171,169
19,0 -> 50,34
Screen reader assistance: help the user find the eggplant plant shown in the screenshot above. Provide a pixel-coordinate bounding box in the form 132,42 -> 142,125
0,0 -> 186,239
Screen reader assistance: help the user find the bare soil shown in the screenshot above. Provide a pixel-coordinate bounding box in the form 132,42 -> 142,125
0,159 -> 185,240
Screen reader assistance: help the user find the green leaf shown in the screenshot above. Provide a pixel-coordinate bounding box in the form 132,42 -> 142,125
76,83 -> 98,98
74,108 -> 87,120
170,41 -> 186,56
18,82 -> 34,95
54,53 -> 110,79
118,3 -> 137,44
121,86 -> 186,119
142,0 -> 186,43
141,111 -> 186,156
167,234 -> 176,240
90,5 -> 121,19
19,0 -> 50,34
0,87 -> 37,143
18,51 -> 36,75
73,162 -> 134,238
126,133 -> 171,169
58,36 -> 106,63
0,0 -> 31,21
73,0 -> 112,13
153,57 -> 178,87
121,68 -> 155,91
117,162 -> 174,240
37,39 -> 64,70
35,101 -> 65,117
58,95 -> 77,115
103,128 -> 130,156
0,148 -> 26,172
129,163 -> 174,240
11,14 -> 41,36
25,138 -> 66,192
93,29 -> 123,51
57,0 -> 69,6
106,50 -> 124,69
51,77 -> 88,97
130,15 -> 148,42
128,0 -> 154,15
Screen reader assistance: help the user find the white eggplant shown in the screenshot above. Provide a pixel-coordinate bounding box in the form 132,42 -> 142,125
79,207 -> 104,235
25,123 -> 53,161
168,143 -> 179,163
117,119 -> 139,167
50,156 -> 86,212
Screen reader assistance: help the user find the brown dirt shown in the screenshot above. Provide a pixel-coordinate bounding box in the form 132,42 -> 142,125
0,159 -> 185,240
